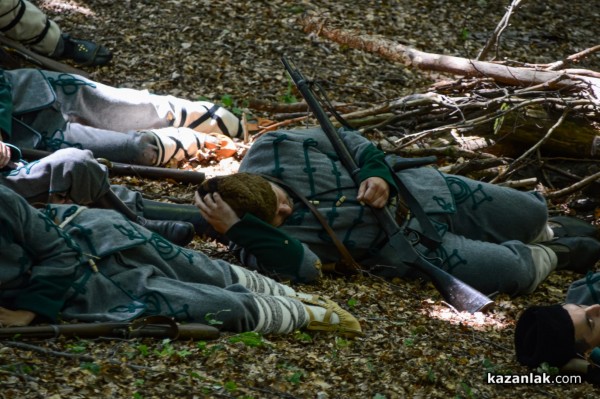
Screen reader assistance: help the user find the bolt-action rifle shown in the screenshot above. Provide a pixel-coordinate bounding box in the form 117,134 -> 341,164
0,316 -> 220,340
281,56 -> 493,313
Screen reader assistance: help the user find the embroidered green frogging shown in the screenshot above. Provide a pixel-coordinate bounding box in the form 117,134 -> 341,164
59,211 -> 196,321
445,175 -> 492,210
41,74 -> 97,150
46,73 -> 96,96
271,134 -> 288,178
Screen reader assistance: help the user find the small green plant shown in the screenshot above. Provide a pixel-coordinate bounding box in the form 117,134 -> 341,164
67,340 -> 88,353
373,394 -> 387,399
223,380 -> 238,392
137,343 -> 149,357
456,381 -> 474,399
287,371 -> 303,384
403,338 -> 414,347
220,94 -> 243,116
80,361 -> 100,375
493,103 -> 510,134
154,338 -> 178,357
205,310 -> 230,326
228,331 -> 265,347
459,28 -> 470,41
132,393 -> 143,399
280,79 -> 298,104
335,336 -> 350,348
427,367 -> 436,383
294,331 -> 312,342
347,297 -> 358,309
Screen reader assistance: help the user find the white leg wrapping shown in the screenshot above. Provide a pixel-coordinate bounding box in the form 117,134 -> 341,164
524,244 -> 558,293
167,99 -> 242,138
147,127 -> 206,165
252,295 -> 308,334
530,224 -> 555,243
229,264 -> 295,296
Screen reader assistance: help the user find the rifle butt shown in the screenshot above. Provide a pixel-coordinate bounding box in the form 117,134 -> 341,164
412,257 -> 494,313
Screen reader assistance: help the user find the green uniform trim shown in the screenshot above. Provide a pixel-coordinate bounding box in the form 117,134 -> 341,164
227,213 -> 305,279
13,273 -> 77,322
357,144 -> 398,196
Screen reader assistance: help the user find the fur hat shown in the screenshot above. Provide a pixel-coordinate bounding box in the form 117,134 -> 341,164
198,173 -> 277,223
514,304 -> 577,367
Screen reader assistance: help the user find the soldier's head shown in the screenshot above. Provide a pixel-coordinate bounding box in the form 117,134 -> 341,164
198,173 -> 293,226
514,303 -> 600,368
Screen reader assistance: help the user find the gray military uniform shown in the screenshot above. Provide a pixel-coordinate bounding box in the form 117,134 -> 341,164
239,127 -> 549,296
4,68 -> 241,166
0,184 -> 262,331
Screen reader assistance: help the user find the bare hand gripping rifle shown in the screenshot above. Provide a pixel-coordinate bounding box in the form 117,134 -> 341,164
281,56 -> 494,313
0,316 -> 220,340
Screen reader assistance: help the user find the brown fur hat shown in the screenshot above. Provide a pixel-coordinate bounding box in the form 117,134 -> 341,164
198,173 -> 277,223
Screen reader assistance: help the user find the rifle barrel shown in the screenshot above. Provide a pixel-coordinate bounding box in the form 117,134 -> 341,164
0,322 -> 220,340
18,147 -> 205,184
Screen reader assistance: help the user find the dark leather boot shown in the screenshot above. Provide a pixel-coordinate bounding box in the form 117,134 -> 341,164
92,191 -> 195,246
542,237 -> 600,274
141,199 -> 228,244
548,216 -> 598,239
136,216 -> 195,247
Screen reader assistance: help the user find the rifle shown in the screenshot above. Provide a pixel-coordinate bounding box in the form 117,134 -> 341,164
281,56 -> 494,313
0,316 -> 220,340
18,147 -> 206,185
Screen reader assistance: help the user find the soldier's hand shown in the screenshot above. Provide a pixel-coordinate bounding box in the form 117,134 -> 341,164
0,142 -> 11,168
0,307 -> 35,327
194,191 -> 240,233
357,177 -> 390,208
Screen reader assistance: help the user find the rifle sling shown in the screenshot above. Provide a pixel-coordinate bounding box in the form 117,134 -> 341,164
260,175 -> 361,275
388,169 -> 442,250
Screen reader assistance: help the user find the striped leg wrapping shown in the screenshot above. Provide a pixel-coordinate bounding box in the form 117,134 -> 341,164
252,295 -> 308,334
230,264 -> 295,296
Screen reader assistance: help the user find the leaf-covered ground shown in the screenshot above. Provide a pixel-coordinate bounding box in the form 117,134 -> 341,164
2,1 -> 600,398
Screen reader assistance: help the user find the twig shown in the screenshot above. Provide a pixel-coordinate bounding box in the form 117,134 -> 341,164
545,169 -> 600,199
476,0 -> 523,61
256,115 -> 310,135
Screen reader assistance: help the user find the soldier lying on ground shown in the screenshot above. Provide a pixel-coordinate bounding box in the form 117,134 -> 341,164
0,184 -> 362,339
193,127 -> 600,297
0,0 -> 112,66
0,68 -> 241,166
515,272 -> 600,385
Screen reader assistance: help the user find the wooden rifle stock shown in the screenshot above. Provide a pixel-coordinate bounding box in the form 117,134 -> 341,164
18,147 -> 205,185
0,317 -> 220,340
281,56 -> 493,313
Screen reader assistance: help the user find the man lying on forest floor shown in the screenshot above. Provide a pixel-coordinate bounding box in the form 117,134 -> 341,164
0,184 -> 362,339
0,68 -> 240,167
194,126 -> 600,298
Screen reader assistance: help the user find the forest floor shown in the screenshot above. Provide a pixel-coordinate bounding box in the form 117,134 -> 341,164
2,1 -> 600,398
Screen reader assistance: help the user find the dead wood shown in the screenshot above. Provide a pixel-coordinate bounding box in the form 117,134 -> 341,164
299,15 -> 600,98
